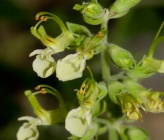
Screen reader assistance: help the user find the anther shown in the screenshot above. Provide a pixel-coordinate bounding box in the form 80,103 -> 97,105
40,16 -> 47,21
41,88 -> 47,94
35,85 -> 40,90
35,16 -> 39,21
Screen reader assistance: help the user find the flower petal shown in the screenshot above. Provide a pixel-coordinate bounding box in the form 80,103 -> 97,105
65,107 -> 92,137
32,55 -> 56,78
17,122 -> 39,140
56,53 -> 86,81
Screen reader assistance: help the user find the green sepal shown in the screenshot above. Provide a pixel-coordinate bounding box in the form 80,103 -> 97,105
123,78 -> 145,100
108,80 -> 126,104
97,82 -> 107,102
126,64 -> 155,81
92,101 -> 107,117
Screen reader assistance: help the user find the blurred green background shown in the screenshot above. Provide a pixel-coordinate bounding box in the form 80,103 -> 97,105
0,0 -> 164,139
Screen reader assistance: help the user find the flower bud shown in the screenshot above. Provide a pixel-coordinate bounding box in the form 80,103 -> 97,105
73,1 -> 105,25
127,126 -> 149,140
109,44 -> 136,70
108,0 -> 141,19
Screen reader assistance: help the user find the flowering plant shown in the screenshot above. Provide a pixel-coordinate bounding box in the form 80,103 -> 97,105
17,0 -> 164,139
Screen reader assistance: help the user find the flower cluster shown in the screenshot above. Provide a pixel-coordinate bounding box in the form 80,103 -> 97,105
17,85 -> 67,139
108,78 -> 164,120
30,12 -> 106,81
17,0 -> 164,140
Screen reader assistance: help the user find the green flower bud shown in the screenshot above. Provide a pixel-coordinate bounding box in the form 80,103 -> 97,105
109,44 -> 136,70
127,126 -> 149,140
108,0 -> 141,19
73,1 -> 105,25
29,48 -> 56,78
65,107 -> 93,137
56,53 -> 86,81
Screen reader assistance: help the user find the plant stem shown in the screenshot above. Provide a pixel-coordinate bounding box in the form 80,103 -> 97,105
101,18 -> 110,82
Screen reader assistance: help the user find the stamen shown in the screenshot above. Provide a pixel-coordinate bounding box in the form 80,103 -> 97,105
41,88 -> 47,94
35,85 -> 40,90
40,16 -> 47,21
35,16 -> 39,21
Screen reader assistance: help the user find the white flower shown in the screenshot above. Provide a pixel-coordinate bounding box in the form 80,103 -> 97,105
56,53 -> 86,81
17,116 -> 44,140
29,48 -> 56,78
65,107 -> 93,137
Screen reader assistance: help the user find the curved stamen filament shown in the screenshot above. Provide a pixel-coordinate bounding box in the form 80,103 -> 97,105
35,12 -> 67,32
34,85 -> 66,109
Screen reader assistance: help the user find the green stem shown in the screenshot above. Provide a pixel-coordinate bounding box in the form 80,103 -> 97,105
147,21 -> 164,58
147,36 -> 164,58
100,19 -> 110,82
108,128 -> 119,140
